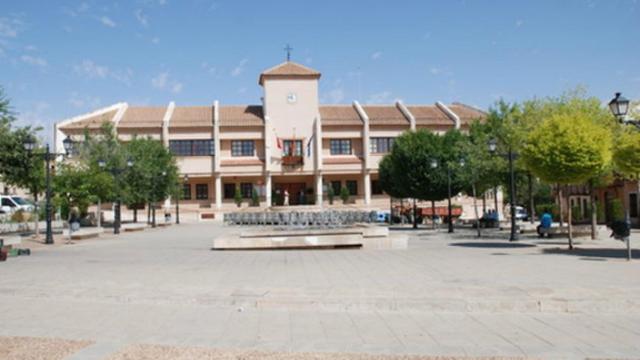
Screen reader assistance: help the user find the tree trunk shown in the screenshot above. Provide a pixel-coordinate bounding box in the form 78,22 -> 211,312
97,199 -> 101,228
493,185 -> 499,220
412,199 -> 418,229
389,198 -> 393,225
590,181 -> 597,240
400,199 -> 404,224
528,173 -> 535,224
33,193 -> 39,239
133,208 -> 137,223
431,200 -> 436,230
557,185 -> 564,229
147,203 -> 151,225
482,192 -> 486,214
567,192 -> 574,250
473,183 -> 481,238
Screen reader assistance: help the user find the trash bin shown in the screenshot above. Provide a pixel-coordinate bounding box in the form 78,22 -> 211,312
165,214 -> 171,223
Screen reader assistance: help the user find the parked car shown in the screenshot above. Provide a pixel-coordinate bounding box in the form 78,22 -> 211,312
0,196 -> 35,214
514,206 -> 528,221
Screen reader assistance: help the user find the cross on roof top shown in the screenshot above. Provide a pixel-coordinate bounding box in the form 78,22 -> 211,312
284,44 -> 293,62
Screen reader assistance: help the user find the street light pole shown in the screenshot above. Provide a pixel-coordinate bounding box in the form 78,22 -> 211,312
23,136 -> 74,245
488,139 -> 518,241
508,148 -> 518,242
447,166 -> 453,233
44,144 -> 53,244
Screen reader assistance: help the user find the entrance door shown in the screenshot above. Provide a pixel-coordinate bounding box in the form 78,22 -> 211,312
275,183 -> 307,205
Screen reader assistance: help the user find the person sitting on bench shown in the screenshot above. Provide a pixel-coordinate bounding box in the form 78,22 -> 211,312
537,209 -> 553,238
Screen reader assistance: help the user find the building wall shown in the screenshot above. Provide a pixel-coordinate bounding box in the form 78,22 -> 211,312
263,78 -> 319,173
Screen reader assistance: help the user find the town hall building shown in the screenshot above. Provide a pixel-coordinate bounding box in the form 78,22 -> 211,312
55,60 -> 489,214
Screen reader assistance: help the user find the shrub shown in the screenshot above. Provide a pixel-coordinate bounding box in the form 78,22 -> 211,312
10,209 -> 29,223
340,187 -> 350,204
251,188 -> 259,207
608,198 -> 625,222
234,187 -> 242,207
327,185 -> 334,205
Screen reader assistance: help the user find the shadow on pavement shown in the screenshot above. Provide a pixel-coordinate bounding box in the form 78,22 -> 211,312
542,247 -> 638,259
449,242 -> 537,248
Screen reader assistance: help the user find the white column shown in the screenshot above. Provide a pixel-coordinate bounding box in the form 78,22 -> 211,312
315,173 -> 323,207
215,175 -> 222,210
364,172 -> 371,205
265,172 -> 272,207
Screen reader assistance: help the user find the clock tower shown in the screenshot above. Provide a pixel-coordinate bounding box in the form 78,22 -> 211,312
259,61 -> 321,173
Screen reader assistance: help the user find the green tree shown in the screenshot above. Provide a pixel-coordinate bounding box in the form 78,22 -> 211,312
379,129 -> 469,229
234,186 -> 242,207
522,112 -> 613,249
340,186 -> 350,204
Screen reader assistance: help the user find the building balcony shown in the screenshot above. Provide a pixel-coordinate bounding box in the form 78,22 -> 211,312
282,155 -> 304,166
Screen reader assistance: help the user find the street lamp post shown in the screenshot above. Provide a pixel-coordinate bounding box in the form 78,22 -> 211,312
23,136 -> 74,245
609,92 -> 639,261
176,174 -> 188,225
488,138 -> 518,241
609,92 -> 638,128
98,158 -> 133,235
430,158 -> 465,233
151,171 -> 167,228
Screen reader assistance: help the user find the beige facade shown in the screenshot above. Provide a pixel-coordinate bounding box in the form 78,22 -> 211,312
55,61 -> 492,216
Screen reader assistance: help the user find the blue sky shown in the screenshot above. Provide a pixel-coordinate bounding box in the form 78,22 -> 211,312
1,0 -> 639,140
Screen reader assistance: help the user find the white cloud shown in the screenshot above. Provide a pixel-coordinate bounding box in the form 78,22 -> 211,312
24,44 -> 37,51
20,55 -> 47,67
74,60 -> 109,78
134,9 -> 149,27
152,72 -> 168,88
171,82 -> 183,93
151,37 -> 160,44
371,51 -> 382,60
201,62 -> 217,75
0,15 -> 25,38
68,92 -> 101,109
367,91 -> 392,104
99,16 -> 116,28
327,88 -> 345,103
74,60 -> 132,85
231,58 -> 248,77
237,87 -> 247,94
515,19 -> 524,27
430,67 -> 442,75
152,71 -> 183,93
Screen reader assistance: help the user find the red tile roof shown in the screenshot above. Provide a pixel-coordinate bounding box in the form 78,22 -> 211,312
362,106 -> 410,126
259,61 -> 321,85
319,105 -> 363,126
219,105 -> 263,126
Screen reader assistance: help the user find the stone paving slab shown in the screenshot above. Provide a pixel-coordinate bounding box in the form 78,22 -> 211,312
1,223 -> 639,359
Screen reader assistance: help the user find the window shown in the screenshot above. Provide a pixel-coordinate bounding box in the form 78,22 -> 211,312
630,193 -> 639,218
231,140 -> 255,156
346,180 -> 358,196
223,184 -> 236,199
169,140 -> 214,156
240,183 -> 253,198
330,181 -> 341,195
282,140 -> 303,156
330,139 -> 352,155
371,180 -> 383,195
1,198 -> 15,207
182,184 -> 191,200
195,184 -> 208,200
370,137 -> 394,154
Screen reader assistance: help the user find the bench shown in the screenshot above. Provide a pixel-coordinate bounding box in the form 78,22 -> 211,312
63,227 -> 104,240
122,223 -> 147,232
537,226 -> 592,238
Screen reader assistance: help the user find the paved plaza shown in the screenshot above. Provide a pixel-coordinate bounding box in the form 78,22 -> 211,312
1,223 -> 639,359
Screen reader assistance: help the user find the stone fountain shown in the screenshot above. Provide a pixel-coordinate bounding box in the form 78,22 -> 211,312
214,209 -> 405,250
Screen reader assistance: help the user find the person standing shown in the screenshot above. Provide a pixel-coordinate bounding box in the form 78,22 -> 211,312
283,189 -> 289,206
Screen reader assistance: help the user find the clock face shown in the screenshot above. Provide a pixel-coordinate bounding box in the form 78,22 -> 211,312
287,92 -> 297,103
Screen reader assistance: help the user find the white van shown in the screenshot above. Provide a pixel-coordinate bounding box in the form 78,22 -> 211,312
0,196 -> 35,214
